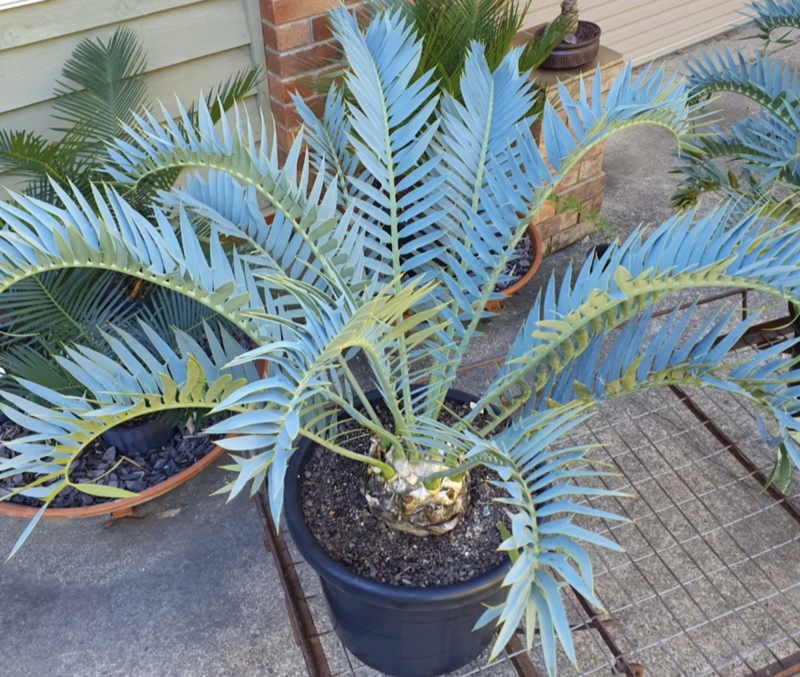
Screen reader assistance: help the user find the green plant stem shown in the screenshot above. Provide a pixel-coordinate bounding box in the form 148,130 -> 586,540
300,427 -> 397,479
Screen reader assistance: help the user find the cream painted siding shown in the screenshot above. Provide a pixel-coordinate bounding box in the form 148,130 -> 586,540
0,0 -> 269,187
523,0 -> 750,63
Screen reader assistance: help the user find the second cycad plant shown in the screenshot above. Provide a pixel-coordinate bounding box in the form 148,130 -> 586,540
4,7 -> 800,676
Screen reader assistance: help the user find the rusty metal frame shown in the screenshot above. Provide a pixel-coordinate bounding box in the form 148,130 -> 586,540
254,288 -> 800,676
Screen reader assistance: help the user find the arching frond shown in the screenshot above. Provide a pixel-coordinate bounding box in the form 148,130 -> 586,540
749,0 -> 800,42
0,324 -> 253,559
208,277 -> 448,525
0,183 -> 278,342
475,202 -> 800,425
673,0 -> 800,208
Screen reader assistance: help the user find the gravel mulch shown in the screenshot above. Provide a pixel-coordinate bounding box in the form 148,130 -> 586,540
0,418 -> 220,509
495,232 -> 534,292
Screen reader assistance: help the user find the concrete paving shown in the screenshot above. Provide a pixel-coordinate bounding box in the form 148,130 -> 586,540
0,465 -> 306,677
3,21 -> 800,677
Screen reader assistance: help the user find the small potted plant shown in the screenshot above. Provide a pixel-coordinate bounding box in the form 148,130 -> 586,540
3,8 -> 800,677
539,1 -> 601,71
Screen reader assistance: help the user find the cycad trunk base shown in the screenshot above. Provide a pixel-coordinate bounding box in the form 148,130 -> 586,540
364,460 -> 470,536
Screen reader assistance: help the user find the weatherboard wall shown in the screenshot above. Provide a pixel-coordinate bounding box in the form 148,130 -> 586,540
0,0 -> 270,190
522,0 -> 750,64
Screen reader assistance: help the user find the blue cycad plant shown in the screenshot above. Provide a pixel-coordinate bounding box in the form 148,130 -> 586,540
4,7 -> 800,674
672,0 -> 800,211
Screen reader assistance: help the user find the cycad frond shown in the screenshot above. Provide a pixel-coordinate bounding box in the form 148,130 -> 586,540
673,0 -> 800,208
749,0 -> 800,42
0,183 -> 275,342
685,47 -> 799,124
0,324 -> 252,559
106,99 -> 377,291
476,202 -> 800,425
208,277 -> 445,524
51,26 -> 148,152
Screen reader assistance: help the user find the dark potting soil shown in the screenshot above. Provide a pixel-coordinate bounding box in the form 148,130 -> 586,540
0,419 -> 220,509
300,402 -> 511,588
495,233 -> 534,293
571,21 -> 601,43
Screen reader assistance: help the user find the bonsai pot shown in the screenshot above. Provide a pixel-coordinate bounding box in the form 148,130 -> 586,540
486,220 -> 544,312
283,389 -> 510,677
539,21 -> 602,71
100,417 -> 178,457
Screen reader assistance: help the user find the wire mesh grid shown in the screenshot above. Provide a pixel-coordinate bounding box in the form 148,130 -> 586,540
259,302 -> 800,677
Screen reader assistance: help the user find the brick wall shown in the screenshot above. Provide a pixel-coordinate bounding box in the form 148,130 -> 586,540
258,4 -> 623,257
527,46 -> 625,256
259,0 -> 363,156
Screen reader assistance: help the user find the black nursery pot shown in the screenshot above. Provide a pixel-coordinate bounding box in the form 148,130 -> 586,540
100,418 -> 178,457
283,390 -> 510,677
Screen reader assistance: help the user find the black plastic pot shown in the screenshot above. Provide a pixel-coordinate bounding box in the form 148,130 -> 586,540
100,418 -> 177,457
284,389 -> 510,677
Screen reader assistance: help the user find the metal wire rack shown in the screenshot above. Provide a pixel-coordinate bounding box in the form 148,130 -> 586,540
255,290 -> 800,677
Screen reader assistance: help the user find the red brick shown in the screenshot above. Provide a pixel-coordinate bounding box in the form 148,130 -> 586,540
271,100 -> 302,130
531,198 -> 555,223
583,140 -> 606,159
582,193 -> 605,214
274,121 -> 300,155
556,163 -> 581,189
265,40 -> 342,79
268,69 -> 337,105
560,173 -> 606,206
260,0 -> 276,23
262,19 -> 311,52
311,14 -> 334,41
263,0 -> 339,24
535,209 -> 579,241
549,219 -> 598,253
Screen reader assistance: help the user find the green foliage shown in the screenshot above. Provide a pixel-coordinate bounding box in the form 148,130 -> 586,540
549,193 -> 619,241
0,26 -> 262,400
371,0 -> 568,100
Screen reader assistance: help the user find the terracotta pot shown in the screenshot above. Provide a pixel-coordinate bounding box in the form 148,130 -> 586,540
539,21 -> 602,71
486,220 -> 544,313
0,441 -> 226,520
0,359 -> 269,520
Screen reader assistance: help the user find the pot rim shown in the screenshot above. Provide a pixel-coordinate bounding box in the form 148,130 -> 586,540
501,220 -> 544,298
486,220 -> 544,312
283,388 -> 511,608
